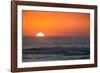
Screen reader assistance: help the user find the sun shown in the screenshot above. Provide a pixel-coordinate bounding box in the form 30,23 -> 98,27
36,32 -> 45,37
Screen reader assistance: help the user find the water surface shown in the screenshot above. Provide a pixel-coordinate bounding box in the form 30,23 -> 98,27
22,36 -> 90,62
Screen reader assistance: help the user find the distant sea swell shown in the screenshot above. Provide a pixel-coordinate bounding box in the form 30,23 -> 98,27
22,36 -> 90,49
22,36 -> 90,62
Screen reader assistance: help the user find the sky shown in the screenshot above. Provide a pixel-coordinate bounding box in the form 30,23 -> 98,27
22,10 -> 90,36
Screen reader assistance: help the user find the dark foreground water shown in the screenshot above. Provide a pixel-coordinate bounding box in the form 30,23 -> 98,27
22,36 -> 90,62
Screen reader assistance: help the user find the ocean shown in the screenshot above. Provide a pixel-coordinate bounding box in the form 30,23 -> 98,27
22,36 -> 90,62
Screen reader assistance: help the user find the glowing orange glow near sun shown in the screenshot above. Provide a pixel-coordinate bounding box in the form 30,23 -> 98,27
22,10 -> 90,37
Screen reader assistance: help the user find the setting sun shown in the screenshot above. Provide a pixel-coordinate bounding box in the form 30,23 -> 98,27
36,32 -> 45,37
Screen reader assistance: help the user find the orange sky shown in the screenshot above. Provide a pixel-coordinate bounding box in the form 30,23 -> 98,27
22,10 -> 90,36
